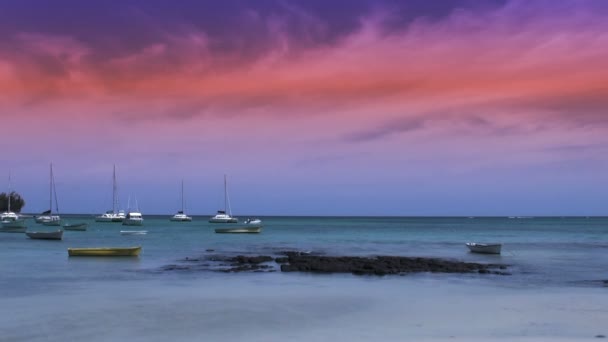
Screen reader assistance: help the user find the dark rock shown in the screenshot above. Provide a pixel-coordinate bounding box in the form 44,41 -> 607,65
205,249 -> 215,252
179,257 -> 200,262
161,264 -> 191,271
231,255 -> 273,264
275,257 -> 289,264
162,251 -> 509,276
277,253 -> 508,276
595,335 -> 606,338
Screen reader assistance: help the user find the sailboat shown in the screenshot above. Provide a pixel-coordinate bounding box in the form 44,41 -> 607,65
1,172 -> 26,233
39,163 -> 61,226
209,175 -> 238,223
95,165 -> 126,222
122,196 -> 144,226
170,180 -> 192,222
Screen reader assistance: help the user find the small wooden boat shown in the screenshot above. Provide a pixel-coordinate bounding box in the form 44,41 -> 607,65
120,230 -> 147,235
26,229 -> 63,240
68,246 -> 142,257
63,223 -> 88,231
466,242 -> 502,254
215,226 -> 262,234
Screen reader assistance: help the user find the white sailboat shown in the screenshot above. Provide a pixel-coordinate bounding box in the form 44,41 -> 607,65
170,180 -> 192,222
39,163 -> 61,226
95,165 -> 125,222
209,175 -> 238,223
1,172 -> 26,233
123,196 -> 144,226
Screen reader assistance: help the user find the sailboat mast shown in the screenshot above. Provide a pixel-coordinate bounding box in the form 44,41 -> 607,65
7,171 -> 11,212
52,165 -> 59,214
112,164 -> 117,214
181,180 -> 184,212
224,175 -> 228,214
49,163 -> 53,214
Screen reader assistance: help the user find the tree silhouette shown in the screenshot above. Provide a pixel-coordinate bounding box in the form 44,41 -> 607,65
0,192 -> 26,212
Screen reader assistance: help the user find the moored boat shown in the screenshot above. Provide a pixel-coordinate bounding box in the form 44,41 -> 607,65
120,230 -> 147,235
1,213 -> 26,232
38,163 -> 62,226
67,246 -> 142,257
209,175 -> 238,223
466,242 -> 502,254
1,173 -> 26,232
26,229 -> 63,240
63,222 -> 88,231
244,218 -> 262,225
215,226 -> 262,234
95,165 -> 125,223
170,181 -> 192,222
123,212 -> 144,226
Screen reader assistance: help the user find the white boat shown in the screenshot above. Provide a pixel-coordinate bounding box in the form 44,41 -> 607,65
123,212 -> 144,226
466,243 -> 502,255
1,212 -> 26,233
244,218 -> 262,225
26,229 -> 63,240
170,180 -> 192,222
63,222 -> 88,231
96,210 -> 126,222
215,226 -> 262,234
123,197 -> 144,226
209,175 -> 238,223
38,163 -> 62,226
120,230 -> 147,235
1,172 -> 26,232
95,165 -> 125,223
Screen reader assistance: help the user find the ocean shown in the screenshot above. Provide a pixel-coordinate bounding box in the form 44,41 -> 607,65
1,216 -> 607,341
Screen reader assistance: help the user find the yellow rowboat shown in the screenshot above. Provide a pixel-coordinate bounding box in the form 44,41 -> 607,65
68,246 -> 142,257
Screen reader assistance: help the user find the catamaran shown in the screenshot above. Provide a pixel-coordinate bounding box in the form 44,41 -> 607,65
170,180 -> 192,222
123,196 -> 144,226
209,175 -> 238,223
95,165 -> 125,222
1,172 -> 26,233
39,163 -> 61,226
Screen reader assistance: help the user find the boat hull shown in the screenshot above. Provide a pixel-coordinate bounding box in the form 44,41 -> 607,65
215,226 -> 262,234
26,230 -> 63,240
1,219 -> 26,229
120,230 -> 147,235
122,219 -> 144,226
170,216 -> 192,222
209,218 -> 239,223
466,243 -> 502,254
95,216 -> 125,222
63,223 -> 88,231
68,246 -> 142,257
42,220 -> 62,226
0,226 -> 26,233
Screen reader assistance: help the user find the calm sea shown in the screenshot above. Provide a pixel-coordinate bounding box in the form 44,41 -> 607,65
1,216 -> 607,341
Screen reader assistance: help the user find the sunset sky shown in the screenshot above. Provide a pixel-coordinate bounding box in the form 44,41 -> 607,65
1,0 -> 607,216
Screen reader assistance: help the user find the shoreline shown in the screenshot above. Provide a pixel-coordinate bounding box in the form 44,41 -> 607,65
2,275 -> 606,341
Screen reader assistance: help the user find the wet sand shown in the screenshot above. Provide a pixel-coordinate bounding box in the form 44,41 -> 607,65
2,274 -> 606,341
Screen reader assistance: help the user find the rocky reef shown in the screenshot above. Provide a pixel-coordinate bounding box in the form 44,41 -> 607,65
159,250 -> 511,276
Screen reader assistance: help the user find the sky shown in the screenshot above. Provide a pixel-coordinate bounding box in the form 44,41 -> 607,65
1,0 -> 607,216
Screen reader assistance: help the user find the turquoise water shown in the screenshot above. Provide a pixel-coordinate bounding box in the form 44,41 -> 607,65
1,216 -> 606,291
1,216 -> 607,341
